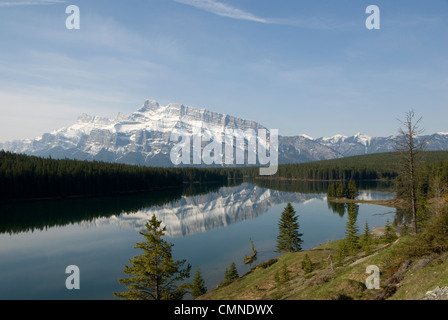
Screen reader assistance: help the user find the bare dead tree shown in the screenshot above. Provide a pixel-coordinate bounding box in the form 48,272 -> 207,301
393,110 -> 430,234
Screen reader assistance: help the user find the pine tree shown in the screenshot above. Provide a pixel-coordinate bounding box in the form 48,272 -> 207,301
360,221 -> 373,254
327,183 -> 337,197
336,239 -> 349,265
336,183 -> 346,197
114,215 -> 191,300
346,179 -> 359,199
228,261 -> 239,280
281,263 -> 290,282
301,254 -> 313,273
401,223 -> 409,236
191,267 -> 207,299
275,263 -> 290,284
345,203 -> 359,254
275,203 -> 303,253
224,262 -> 239,284
383,219 -> 398,243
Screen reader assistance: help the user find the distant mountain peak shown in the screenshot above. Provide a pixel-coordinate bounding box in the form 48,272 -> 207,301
0,98 -> 446,166
137,99 -> 161,113
353,132 -> 372,146
77,113 -> 93,123
299,134 -> 314,140
321,134 -> 348,143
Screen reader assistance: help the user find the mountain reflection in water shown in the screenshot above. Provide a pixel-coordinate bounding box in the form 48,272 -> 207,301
95,183 -> 327,237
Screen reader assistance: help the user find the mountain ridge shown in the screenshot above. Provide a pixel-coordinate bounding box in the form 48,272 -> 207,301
1,99 -> 447,166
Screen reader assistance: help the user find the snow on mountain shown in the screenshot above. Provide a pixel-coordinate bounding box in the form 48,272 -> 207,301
321,134 -> 348,144
0,100 -> 266,166
0,99 -> 447,166
354,132 -> 372,147
299,134 -> 314,140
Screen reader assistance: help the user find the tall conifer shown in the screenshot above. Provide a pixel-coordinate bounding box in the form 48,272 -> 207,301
191,267 -> 207,299
275,203 -> 303,253
345,203 -> 359,254
114,215 -> 191,300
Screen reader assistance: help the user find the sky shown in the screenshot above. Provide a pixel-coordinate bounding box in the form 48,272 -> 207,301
0,0 -> 447,142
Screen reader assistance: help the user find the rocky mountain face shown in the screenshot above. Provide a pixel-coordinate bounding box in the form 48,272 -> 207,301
1,99 -> 447,166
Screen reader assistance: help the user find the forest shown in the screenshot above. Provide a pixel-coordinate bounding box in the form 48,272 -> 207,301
2,150 -> 448,204
0,150 -> 242,203
246,151 -> 448,181
412,156 -> 448,219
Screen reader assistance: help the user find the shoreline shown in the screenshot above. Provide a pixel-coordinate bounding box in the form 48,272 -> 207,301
326,197 -> 405,208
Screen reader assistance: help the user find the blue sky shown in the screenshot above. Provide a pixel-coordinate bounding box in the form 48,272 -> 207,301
0,0 -> 447,141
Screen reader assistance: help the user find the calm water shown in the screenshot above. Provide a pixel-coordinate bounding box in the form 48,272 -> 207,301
0,180 -> 395,300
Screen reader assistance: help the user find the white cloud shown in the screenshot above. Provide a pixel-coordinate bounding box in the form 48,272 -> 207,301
173,0 -> 350,29
174,0 -> 271,23
0,0 -> 66,6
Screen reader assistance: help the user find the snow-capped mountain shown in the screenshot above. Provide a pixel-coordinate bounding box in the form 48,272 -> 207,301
314,131 -> 448,157
0,100 -> 265,166
0,99 -> 447,165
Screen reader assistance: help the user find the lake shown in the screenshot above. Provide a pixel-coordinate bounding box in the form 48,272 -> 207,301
0,180 -> 396,300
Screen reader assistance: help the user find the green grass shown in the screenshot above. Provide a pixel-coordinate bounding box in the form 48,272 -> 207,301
198,235 -> 448,300
199,192 -> 448,301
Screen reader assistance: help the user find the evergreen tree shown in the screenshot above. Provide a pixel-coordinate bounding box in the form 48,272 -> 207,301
301,254 -> 313,274
224,262 -> 239,284
346,179 -> 359,199
327,180 -> 358,199
275,263 -> 290,284
345,204 -> 359,254
228,261 -> 239,280
327,183 -> 337,197
336,183 -> 346,197
336,239 -> 349,265
281,263 -> 290,282
383,219 -> 398,243
191,267 -> 207,299
275,203 -> 303,253
360,221 -> 373,254
114,215 -> 191,300
400,223 -> 409,236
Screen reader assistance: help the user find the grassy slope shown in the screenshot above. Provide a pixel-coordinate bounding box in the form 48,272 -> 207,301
198,236 -> 448,300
